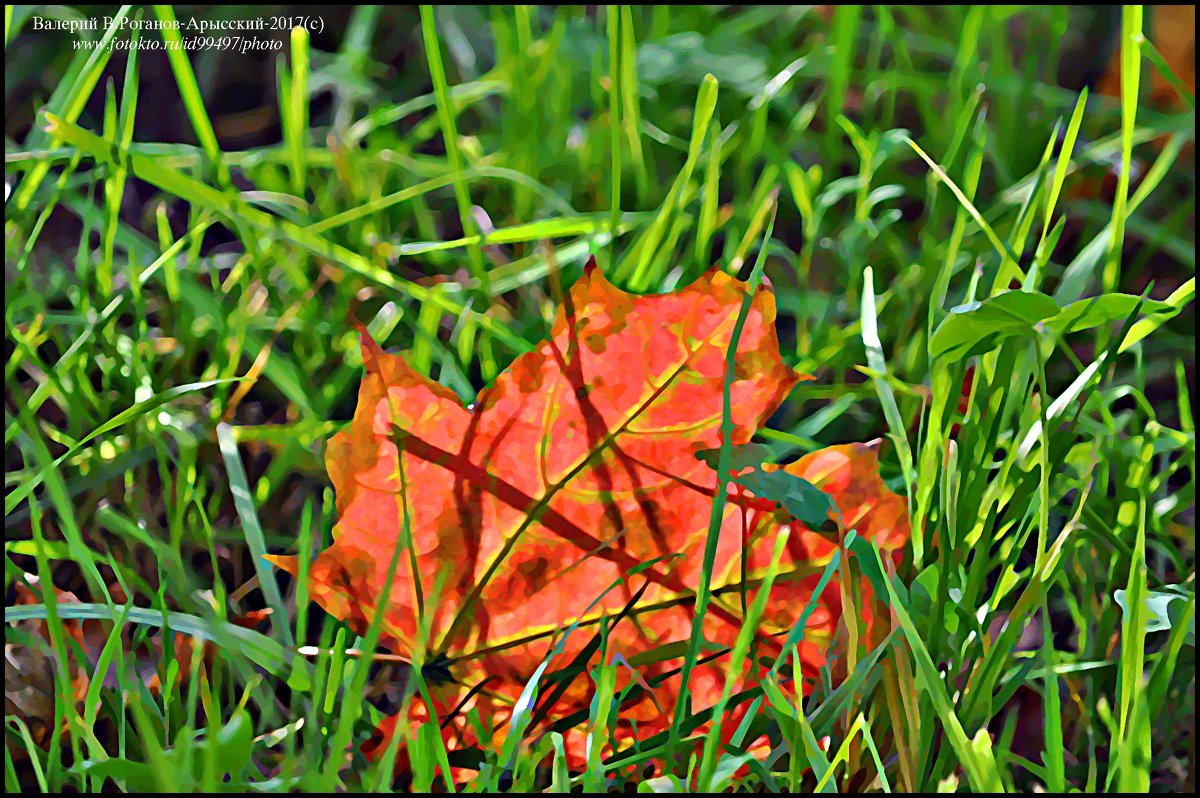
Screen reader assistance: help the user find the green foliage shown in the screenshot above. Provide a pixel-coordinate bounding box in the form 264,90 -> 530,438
4,4 -> 1194,793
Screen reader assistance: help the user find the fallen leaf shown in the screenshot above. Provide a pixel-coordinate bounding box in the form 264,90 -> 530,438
272,260 -> 909,770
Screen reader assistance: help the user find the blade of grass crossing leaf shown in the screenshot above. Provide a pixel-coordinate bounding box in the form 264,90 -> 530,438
583,638 -> 618,792
769,550 -> 843,675
672,202 -> 775,748
370,689 -> 411,790
508,556 -> 677,737
698,525 -> 789,791
320,388 -> 457,792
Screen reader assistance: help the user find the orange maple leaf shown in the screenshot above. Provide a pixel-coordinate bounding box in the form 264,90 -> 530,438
270,261 -> 908,770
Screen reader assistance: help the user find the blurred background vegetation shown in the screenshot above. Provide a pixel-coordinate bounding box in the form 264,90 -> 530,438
4,5 -> 1195,792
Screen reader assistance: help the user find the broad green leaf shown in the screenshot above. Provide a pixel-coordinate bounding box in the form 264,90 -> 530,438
930,291 -> 1060,359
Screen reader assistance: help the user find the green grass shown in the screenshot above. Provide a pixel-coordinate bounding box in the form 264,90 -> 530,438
4,5 -> 1195,792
